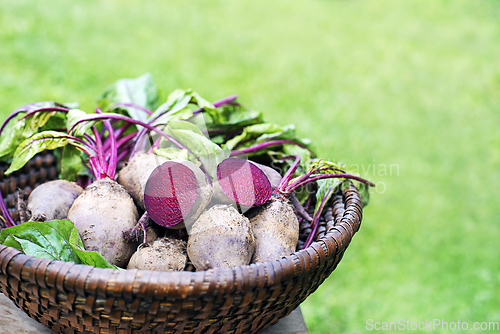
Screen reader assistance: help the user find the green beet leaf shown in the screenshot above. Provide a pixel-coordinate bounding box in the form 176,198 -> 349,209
151,89 -> 192,120
357,182 -> 371,207
0,102 -> 69,161
24,106 -> 65,132
39,112 -> 67,132
313,159 -> 371,207
97,72 -> 158,122
224,123 -> 284,150
158,120 -> 230,180
0,115 -> 28,160
167,119 -> 204,136
315,178 -> 344,213
168,129 -> 230,180
68,227 -> 116,269
153,147 -> 189,160
203,108 -> 260,144
0,219 -> 82,263
152,107 -> 193,126
224,122 -> 310,151
150,88 -> 217,122
66,109 -> 96,136
0,220 -> 116,269
283,144 -> 312,173
203,103 -> 264,134
58,145 -> 91,182
2,234 -> 62,260
5,131 -> 90,175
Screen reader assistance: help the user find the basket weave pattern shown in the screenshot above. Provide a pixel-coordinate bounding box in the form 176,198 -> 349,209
0,154 -> 363,334
0,152 -> 58,225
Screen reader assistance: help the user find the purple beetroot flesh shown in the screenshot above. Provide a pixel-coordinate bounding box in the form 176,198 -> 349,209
144,161 -> 199,227
144,159 -> 212,229
216,158 -> 272,207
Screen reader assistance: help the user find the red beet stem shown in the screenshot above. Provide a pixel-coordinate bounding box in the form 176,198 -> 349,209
113,102 -> 153,115
102,123 -> 132,153
132,94 -> 237,157
230,139 -> 314,157
288,173 -> 375,192
275,155 -> 302,193
289,192 -> 313,223
192,94 -> 238,114
147,137 -> 161,153
274,155 -> 375,195
123,211 -> 151,244
92,126 -> 107,179
19,107 -> 70,121
103,122 -> 117,179
302,187 -> 334,249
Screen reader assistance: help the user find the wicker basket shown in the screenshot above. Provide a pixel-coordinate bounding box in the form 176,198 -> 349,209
0,153 -> 363,334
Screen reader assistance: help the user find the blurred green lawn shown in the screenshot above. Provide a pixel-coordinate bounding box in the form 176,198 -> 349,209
1,0 -> 499,333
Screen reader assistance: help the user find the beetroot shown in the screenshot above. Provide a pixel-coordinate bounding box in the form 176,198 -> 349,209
214,158 -> 272,208
127,237 -> 187,271
187,204 -> 255,270
144,159 -> 212,229
26,180 -> 83,222
68,178 -> 139,267
251,161 -> 282,191
247,195 -> 298,263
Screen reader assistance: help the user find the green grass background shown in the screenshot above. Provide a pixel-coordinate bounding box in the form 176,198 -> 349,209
1,0 -> 499,333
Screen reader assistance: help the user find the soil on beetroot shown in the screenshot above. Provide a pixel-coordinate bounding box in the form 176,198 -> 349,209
67,178 -> 139,267
26,179 -> 83,222
127,237 -> 187,271
187,204 -> 255,271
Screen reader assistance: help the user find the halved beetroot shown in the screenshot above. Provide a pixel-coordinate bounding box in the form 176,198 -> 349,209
216,158 -> 272,207
144,159 -> 212,228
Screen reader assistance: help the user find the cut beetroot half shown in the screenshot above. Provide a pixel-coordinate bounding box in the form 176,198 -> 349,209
216,158 -> 272,207
144,161 -> 199,227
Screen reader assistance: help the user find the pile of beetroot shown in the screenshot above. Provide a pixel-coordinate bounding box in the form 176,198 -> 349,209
0,74 -> 374,271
